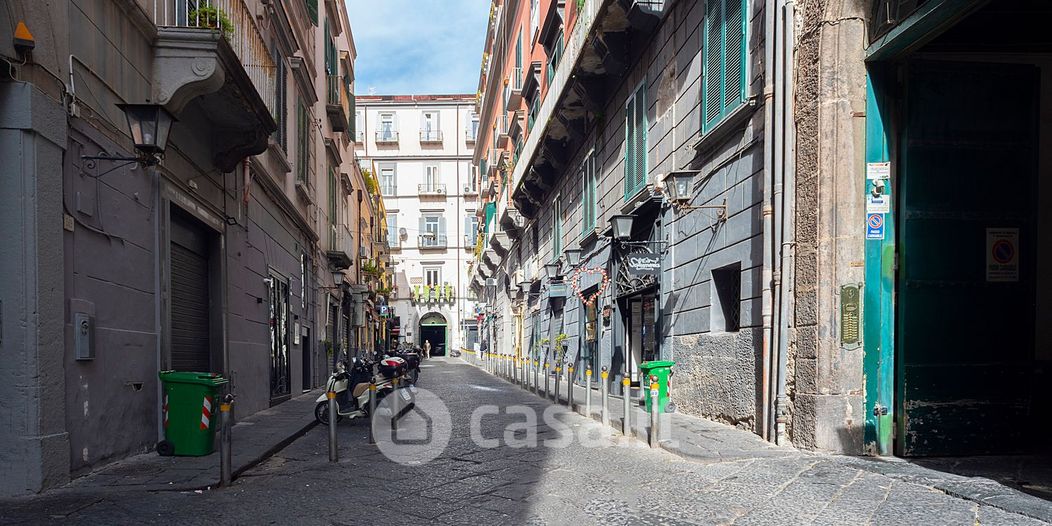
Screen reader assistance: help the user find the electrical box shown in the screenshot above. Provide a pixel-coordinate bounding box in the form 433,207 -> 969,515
74,312 -> 94,360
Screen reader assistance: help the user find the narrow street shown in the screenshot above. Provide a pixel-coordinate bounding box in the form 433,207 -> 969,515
2,359 -> 1048,525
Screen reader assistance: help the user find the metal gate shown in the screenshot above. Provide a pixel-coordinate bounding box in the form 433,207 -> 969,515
170,209 -> 211,372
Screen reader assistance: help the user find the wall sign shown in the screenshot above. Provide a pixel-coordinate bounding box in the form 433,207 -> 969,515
866,194 -> 890,214
626,254 -> 661,277
985,228 -> 1019,282
865,213 -> 885,240
840,284 -> 860,347
866,162 -> 890,180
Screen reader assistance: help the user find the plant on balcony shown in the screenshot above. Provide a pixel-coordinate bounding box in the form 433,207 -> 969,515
361,168 -> 380,196
577,0 -> 585,11
445,283 -> 455,302
413,284 -> 422,302
554,333 -> 570,363
189,6 -> 234,38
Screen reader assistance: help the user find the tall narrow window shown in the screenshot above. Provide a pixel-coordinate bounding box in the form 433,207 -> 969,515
422,111 -> 440,141
354,110 -> 364,142
379,164 -> 396,195
547,30 -> 564,82
272,44 -> 287,151
702,0 -> 747,132
514,31 -> 523,89
424,267 -> 441,287
379,113 -> 395,141
465,214 -> 479,247
386,212 -> 398,247
582,151 -> 598,233
552,195 -> 562,260
530,0 -> 540,38
624,83 -> 647,200
328,165 -> 337,250
305,0 -> 318,25
469,114 -> 480,142
296,100 -> 308,183
424,164 -> 440,192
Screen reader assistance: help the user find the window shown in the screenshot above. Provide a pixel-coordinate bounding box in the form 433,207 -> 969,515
272,44 -> 287,151
419,214 -> 446,247
514,31 -> 523,88
379,164 -> 396,195
422,111 -> 440,141
702,0 -> 747,132
386,212 -> 398,247
268,275 -> 291,399
424,164 -> 440,191
327,165 -> 337,249
354,110 -> 363,141
552,195 -> 562,260
379,113 -> 396,140
305,0 -> 318,26
296,99 -> 308,182
530,0 -> 539,38
624,83 -> 647,200
711,263 -> 742,332
464,214 -> 479,247
424,267 -> 441,287
469,114 -> 480,141
547,30 -> 564,83
528,94 -> 539,132
582,150 -> 598,233
531,223 -> 540,254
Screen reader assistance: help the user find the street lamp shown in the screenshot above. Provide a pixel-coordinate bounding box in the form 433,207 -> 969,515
663,171 -> 694,203
544,262 -> 561,281
82,103 -> 176,168
609,214 -> 634,241
518,280 -> 532,294
564,248 -> 581,267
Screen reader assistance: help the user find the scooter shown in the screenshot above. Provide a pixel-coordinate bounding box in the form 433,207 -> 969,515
314,357 -> 394,425
389,348 -> 421,384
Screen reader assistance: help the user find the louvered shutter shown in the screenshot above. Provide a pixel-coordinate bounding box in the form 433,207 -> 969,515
439,216 -> 447,246
624,97 -> 636,200
724,0 -> 745,109
703,0 -> 724,129
634,84 -> 647,191
306,0 -> 318,26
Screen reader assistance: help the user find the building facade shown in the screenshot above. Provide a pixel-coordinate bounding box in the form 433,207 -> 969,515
0,0 -> 386,495
355,95 -> 480,356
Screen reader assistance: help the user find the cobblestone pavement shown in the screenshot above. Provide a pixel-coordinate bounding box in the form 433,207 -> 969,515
2,358 -> 1050,525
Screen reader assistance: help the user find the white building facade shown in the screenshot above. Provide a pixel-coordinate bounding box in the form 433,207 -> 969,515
354,95 -> 480,356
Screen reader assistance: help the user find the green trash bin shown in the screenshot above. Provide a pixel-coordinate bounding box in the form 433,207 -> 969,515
157,371 -> 228,456
640,360 -> 675,413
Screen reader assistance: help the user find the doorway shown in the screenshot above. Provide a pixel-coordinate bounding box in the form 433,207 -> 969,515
169,207 -> 213,372
301,327 -> 312,392
621,292 -> 658,386
419,312 -> 448,356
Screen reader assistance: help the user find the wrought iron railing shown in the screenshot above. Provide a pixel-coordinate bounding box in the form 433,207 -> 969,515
149,0 -> 276,115
376,130 -> 399,143
419,130 -> 443,142
418,183 -> 447,195
417,234 -> 448,249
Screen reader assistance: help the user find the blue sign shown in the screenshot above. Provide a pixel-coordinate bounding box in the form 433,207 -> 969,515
866,213 -> 885,240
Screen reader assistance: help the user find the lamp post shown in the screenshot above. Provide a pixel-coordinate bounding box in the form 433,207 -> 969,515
82,103 -> 176,168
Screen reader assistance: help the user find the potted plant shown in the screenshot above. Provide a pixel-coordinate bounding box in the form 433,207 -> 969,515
189,5 -> 234,38
554,333 -> 569,364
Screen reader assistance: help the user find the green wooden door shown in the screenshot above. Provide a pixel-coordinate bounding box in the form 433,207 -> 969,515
897,61 -> 1038,456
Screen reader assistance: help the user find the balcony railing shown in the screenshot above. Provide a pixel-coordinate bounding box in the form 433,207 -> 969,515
150,0 -> 275,115
354,130 -> 364,143
326,74 -> 349,132
380,183 -> 397,196
417,234 -> 448,249
418,183 -> 447,195
375,130 -> 399,143
327,224 -> 354,270
465,128 -> 478,143
419,130 -> 443,143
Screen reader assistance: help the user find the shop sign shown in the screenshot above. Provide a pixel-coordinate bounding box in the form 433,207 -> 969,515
626,254 -> 661,277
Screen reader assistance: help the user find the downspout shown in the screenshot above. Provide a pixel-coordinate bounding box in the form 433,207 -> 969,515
775,0 -> 797,446
760,0 -> 778,442
768,0 -> 788,442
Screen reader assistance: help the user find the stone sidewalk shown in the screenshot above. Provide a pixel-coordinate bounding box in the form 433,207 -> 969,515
478,360 -> 1052,524
56,389 -> 321,494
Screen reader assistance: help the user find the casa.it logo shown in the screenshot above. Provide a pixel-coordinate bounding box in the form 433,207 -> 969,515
371,387 -> 452,465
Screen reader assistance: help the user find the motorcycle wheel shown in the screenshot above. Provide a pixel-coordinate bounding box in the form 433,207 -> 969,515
315,400 -> 343,425
411,368 -> 420,385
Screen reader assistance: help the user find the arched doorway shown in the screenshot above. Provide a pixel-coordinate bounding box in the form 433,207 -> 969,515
419,312 -> 448,357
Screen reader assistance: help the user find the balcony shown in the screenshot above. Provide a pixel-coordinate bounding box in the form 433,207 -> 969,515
326,74 -> 349,133
418,183 -> 447,196
507,67 -> 523,108
327,225 -> 354,270
148,0 -> 278,172
465,128 -> 478,143
497,113 -> 510,148
375,130 -> 399,144
417,234 -> 448,249
419,129 -> 444,144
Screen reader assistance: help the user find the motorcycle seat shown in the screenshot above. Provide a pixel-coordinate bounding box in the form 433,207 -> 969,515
352,383 -> 370,398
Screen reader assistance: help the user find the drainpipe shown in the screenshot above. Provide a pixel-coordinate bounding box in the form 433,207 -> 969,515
769,0 -> 788,442
775,0 -> 797,446
760,0 -> 777,442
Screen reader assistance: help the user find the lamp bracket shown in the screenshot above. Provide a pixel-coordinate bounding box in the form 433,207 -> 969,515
672,198 -> 728,221
82,152 -> 160,169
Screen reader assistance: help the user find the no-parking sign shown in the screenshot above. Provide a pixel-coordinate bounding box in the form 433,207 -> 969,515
866,213 -> 885,240
986,228 -> 1019,282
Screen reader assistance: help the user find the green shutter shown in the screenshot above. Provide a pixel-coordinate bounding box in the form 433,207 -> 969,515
624,97 -> 635,200
306,0 -> 318,26
297,100 -> 307,182
624,84 -> 647,200
702,0 -> 747,133
348,94 -> 356,136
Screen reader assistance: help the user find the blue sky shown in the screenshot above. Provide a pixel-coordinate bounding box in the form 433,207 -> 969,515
346,0 -> 488,95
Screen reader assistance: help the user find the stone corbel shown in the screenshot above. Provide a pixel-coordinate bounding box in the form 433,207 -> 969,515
213,126 -> 271,173
152,28 -> 226,114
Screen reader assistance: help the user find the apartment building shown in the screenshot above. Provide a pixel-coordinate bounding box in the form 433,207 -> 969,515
0,0 -> 385,494
355,95 -> 479,356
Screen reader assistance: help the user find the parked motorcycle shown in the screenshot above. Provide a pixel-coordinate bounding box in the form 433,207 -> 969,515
314,356 -> 414,425
389,348 -> 421,384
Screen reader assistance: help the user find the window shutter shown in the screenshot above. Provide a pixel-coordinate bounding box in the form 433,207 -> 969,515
624,98 -> 636,200
348,95 -> 356,136
634,84 -> 647,191
419,216 -> 425,243
306,0 -> 318,26
724,0 -> 746,110
703,0 -> 724,128
439,216 -> 447,243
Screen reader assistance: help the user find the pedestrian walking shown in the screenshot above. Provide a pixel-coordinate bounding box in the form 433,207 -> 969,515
423,339 -> 431,359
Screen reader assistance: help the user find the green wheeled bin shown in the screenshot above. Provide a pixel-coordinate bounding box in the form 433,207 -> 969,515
640,360 -> 675,413
157,371 -> 228,456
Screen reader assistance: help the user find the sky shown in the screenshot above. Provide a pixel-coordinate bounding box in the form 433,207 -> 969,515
346,0 -> 489,96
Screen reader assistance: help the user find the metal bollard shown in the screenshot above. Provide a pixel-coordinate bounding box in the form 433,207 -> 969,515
554,364 -> 561,402
600,367 -> 609,427
327,391 -> 338,462
391,377 -> 401,432
622,372 -> 631,436
649,374 -> 660,448
585,367 -> 593,418
219,395 -> 233,485
567,364 -> 575,408
544,361 -> 550,399
367,381 -> 377,445
533,360 -> 539,394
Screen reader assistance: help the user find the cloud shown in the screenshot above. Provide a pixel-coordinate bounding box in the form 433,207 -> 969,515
346,0 -> 488,95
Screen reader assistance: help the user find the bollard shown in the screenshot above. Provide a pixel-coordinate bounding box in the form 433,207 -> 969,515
327,391 -> 338,462
649,374 -> 660,448
600,367 -> 609,427
622,372 -> 631,436
533,360 -> 539,395
367,381 -> 377,445
567,364 -> 575,408
585,367 -> 593,418
391,377 -> 401,433
554,364 -> 561,403
544,361 -> 550,399
219,396 -> 233,485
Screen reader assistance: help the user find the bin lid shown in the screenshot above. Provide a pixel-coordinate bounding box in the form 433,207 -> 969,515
158,371 -> 228,386
640,360 -> 675,369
